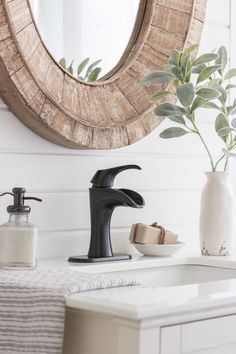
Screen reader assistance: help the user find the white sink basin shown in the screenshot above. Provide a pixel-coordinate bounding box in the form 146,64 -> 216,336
109,265 -> 236,287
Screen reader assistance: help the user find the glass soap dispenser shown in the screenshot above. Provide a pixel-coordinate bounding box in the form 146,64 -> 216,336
0,188 -> 42,269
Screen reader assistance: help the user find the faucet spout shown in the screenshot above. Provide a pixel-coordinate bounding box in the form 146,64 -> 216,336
91,165 -> 141,188
88,188 -> 144,258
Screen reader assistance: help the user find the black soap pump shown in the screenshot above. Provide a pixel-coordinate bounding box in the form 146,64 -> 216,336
0,188 -> 42,269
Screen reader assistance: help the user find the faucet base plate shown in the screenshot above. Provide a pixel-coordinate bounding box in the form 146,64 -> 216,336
68,254 -> 132,263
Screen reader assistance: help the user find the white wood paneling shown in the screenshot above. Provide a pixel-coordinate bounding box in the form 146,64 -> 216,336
231,1 -> 236,67
230,0 -> 236,195
0,190 -> 201,231
38,222 -> 199,259
0,0 -> 233,259
206,0 -> 230,25
0,154 -> 209,191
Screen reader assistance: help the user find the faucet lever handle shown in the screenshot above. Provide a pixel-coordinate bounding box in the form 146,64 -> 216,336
91,164 -> 141,188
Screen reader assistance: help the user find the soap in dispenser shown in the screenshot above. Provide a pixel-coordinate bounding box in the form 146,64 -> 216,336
0,188 -> 42,269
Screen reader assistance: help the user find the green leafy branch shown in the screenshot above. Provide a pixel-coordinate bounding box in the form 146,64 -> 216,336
59,57 -> 102,82
141,45 -> 236,172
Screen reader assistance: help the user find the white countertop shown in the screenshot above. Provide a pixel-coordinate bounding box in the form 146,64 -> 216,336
39,253 -> 236,321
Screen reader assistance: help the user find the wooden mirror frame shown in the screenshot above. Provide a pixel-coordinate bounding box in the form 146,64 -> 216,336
0,0 -> 207,149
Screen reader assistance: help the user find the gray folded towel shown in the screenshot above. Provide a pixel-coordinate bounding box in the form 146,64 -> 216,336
0,268 -> 138,354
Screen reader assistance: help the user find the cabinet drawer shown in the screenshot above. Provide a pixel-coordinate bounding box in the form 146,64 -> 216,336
182,314 -> 236,353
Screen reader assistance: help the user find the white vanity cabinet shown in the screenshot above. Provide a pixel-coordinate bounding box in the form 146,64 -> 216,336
63,310 -> 236,354
63,257 -> 236,354
161,315 -> 236,354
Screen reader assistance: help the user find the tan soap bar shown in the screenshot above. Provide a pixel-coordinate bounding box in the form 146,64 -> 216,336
129,223 -> 179,245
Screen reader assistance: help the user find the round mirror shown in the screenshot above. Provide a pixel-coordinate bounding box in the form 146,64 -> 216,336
29,0 -> 143,82
0,0 -> 207,150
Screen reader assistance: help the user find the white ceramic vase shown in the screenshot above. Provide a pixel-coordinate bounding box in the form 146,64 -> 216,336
199,172 -> 236,256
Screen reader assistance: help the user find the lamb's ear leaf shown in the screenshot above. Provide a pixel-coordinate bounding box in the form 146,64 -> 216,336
68,66 -> 73,75
196,88 -> 220,100
87,67 -> 101,82
197,65 -> 222,83
192,64 -> 206,74
168,49 -> 182,66
141,71 -> 175,86
215,46 -> 228,75
202,101 -> 219,109
227,106 -> 236,115
193,53 -> 219,66
84,59 -> 102,79
167,116 -> 186,125
183,44 -> 199,57
165,64 -> 176,72
191,97 -> 207,112
183,60 -> 192,82
150,91 -> 170,102
67,60 -> 74,75
218,127 -> 233,139
154,103 -> 186,116
176,83 -> 195,107
59,58 -> 66,69
77,57 -> 90,76
215,113 -> 229,142
171,66 -> 183,81
180,52 -> 190,71
231,118 -> 236,129
225,68 -> 236,80
160,127 -> 189,139
226,84 -> 236,90
208,82 -> 227,104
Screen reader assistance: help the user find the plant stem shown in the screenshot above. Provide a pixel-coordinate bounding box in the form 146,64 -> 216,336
214,154 -> 226,171
224,156 -> 229,171
191,116 -> 215,171
214,141 -> 236,171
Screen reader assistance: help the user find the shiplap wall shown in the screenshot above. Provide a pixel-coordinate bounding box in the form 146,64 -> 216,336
0,0 -> 233,259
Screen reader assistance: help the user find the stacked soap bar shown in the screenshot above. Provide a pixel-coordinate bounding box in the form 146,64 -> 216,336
129,223 -> 179,245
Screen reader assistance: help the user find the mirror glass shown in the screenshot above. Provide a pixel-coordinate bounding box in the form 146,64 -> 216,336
30,0 -> 142,82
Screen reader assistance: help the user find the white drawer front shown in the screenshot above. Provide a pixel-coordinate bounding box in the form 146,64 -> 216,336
161,326 -> 181,354
182,315 -> 236,353
161,315 -> 236,354
189,342 -> 236,354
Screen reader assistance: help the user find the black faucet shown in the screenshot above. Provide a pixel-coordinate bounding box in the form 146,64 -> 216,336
68,165 -> 144,263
